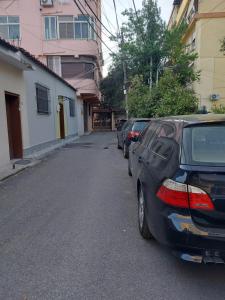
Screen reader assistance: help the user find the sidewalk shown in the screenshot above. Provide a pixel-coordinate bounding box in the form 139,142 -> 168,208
0,135 -> 80,182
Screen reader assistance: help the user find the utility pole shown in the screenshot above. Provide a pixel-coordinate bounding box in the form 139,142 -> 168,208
149,56 -> 153,92
121,32 -> 129,119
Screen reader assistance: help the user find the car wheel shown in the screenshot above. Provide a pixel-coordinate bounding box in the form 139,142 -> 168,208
128,159 -> 132,177
138,185 -> 153,240
123,143 -> 129,159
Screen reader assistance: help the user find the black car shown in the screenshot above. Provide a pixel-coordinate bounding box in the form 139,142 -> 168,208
117,119 -> 151,158
128,114 -> 225,263
116,119 -> 127,131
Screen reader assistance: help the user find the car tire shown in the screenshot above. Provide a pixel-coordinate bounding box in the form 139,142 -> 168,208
128,159 -> 132,177
138,185 -> 154,240
123,143 -> 129,159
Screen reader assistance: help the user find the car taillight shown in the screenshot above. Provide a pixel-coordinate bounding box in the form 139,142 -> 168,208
156,179 -> 214,211
188,185 -> 214,211
127,131 -> 140,140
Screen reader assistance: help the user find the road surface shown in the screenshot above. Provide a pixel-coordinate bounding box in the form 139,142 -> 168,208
0,132 -> 225,300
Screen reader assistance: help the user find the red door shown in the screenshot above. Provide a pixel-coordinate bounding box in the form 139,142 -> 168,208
5,93 -> 23,159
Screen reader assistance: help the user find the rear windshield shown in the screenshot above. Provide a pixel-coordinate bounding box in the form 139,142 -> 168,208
181,124 -> 225,166
132,121 -> 149,132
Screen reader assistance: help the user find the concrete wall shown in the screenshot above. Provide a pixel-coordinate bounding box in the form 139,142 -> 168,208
194,17 -> 225,110
23,57 -> 78,151
0,60 -> 25,168
0,0 -> 102,99
170,0 -> 225,111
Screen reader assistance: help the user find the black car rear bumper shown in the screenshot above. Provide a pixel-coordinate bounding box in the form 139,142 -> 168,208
155,210 -> 225,263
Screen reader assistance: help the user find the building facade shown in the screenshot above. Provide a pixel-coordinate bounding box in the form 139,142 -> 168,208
168,0 -> 225,111
0,0 -> 102,133
0,38 -> 78,169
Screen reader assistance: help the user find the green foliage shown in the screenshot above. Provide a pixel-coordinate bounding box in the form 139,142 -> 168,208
100,64 -> 124,108
101,2 -> 199,116
127,72 -> 198,118
212,104 -> 225,114
127,75 -> 157,117
155,70 -> 198,117
121,0 -> 165,84
162,23 -> 200,86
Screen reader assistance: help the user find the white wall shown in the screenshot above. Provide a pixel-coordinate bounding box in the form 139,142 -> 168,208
23,58 -> 78,151
0,60 -> 25,168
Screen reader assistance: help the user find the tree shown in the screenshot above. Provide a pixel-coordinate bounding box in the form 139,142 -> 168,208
101,0 -> 165,109
121,0 -> 165,84
127,75 -> 157,117
155,70 -> 198,117
101,3 -> 199,117
100,64 -> 124,108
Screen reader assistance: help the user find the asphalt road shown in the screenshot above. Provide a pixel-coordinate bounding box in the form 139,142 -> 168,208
1,132 -> 225,300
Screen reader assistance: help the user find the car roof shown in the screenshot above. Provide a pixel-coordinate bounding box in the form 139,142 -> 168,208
129,118 -> 151,122
157,114 -> 225,126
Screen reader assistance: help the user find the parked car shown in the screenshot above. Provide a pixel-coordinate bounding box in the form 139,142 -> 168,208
117,119 -> 151,158
116,119 -> 127,131
128,114 -> 225,263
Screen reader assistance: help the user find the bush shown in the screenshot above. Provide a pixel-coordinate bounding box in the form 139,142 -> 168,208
212,105 -> 225,114
155,70 -> 198,117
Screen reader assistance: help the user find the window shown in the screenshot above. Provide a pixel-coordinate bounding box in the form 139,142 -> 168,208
69,98 -> 75,117
58,16 -> 74,39
36,84 -> 50,115
45,16 -> 57,40
61,56 -> 95,79
150,123 -> 176,160
132,121 -> 150,132
74,15 -> 95,40
44,15 -> 96,40
182,125 -> 225,166
47,56 -> 62,76
0,16 -> 20,40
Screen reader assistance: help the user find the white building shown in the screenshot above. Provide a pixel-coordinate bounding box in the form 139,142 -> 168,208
0,38 -> 80,170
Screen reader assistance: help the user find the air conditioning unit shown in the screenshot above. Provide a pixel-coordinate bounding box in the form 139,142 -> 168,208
40,0 -> 54,7
210,94 -> 220,101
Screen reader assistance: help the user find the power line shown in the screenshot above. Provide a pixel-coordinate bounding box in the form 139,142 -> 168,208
102,4 -> 117,32
73,0 -> 116,54
81,0 -> 116,38
76,0 -> 112,40
112,0 -> 120,35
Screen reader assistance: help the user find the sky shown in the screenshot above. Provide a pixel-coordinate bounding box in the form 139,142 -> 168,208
102,0 -> 174,76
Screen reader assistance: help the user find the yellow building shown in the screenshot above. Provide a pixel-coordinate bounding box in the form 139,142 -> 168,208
168,0 -> 225,111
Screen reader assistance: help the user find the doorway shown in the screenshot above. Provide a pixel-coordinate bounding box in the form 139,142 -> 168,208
59,103 -> 65,139
5,92 -> 23,159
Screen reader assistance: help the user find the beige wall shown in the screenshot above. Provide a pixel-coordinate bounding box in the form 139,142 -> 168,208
194,17 -> 225,110
176,0 -> 225,111
0,60 -> 26,168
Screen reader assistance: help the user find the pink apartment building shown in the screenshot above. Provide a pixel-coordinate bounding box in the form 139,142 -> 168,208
0,0 -> 103,134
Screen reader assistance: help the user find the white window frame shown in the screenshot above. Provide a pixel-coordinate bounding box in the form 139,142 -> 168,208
58,15 -> 75,39
44,16 -> 58,40
74,15 -> 96,40
43,15 -> 96,41
0,15 -> 20,40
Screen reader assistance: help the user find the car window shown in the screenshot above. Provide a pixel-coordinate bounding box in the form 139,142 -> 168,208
141,122 -> 159,147
121,121 -> 130,131
181,124 -> 225,166
132,121 -> 149,132
150,123 -> 177,160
